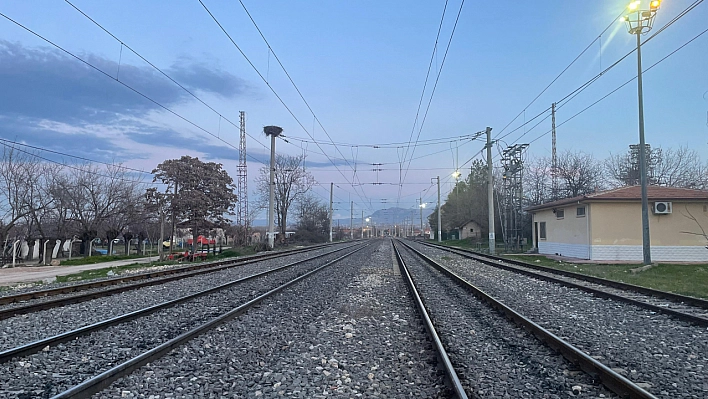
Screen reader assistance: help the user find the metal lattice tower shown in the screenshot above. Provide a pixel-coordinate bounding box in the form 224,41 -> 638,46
551,102 -> 558,201
501,144 -> 528,250
236,111 -> 249,245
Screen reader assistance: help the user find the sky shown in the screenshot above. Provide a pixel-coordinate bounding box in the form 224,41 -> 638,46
0,0 -> 706,222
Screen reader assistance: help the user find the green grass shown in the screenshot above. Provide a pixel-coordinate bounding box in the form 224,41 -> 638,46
59,254 -> 153,266
503,254 -> 708,299
54,262 -> 173,283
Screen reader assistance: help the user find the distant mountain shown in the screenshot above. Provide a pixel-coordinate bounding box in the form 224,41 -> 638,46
250,206 -> 434,228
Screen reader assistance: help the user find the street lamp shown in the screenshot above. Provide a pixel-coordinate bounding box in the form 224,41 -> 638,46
622,0 -> 660,265
264,125 -> 283,250
417,198 -> 426,238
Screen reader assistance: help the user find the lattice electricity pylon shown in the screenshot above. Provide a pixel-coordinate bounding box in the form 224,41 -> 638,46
236,111 -> 249,245
501,144 -> 528,250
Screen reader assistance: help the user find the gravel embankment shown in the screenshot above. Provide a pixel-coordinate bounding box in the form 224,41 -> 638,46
407,240 -> 708,398
397,243 -> 616,398
97,240 -> 450,398
0,244 -> 363,398
0,243 -> 354,351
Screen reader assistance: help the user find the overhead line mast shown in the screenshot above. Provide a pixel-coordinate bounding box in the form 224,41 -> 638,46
236,111 -> 249,245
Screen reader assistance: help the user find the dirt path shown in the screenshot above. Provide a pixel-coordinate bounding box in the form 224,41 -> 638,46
0,257 -> 157,286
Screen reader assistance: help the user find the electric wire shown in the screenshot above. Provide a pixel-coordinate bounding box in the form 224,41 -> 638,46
0,11 -> 271,170
199,0 -> 375,212
63,0 -> 272,154
495,8 -> 627,139
397,0 -> 466,205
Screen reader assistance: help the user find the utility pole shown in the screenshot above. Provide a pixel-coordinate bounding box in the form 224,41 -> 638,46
486,126 -> 496,254
158,197 -> 165,261
236,111 -> 249,245
551,103 -> 558,201
264,126 -> 283,249
419,197 -> 423,237
361,210 -> 364,239
432,176 -> 441,243
350,201 -> 354,240
329,182 -> 333,243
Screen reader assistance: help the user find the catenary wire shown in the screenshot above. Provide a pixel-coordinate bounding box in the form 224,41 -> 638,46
198,0 -> 375,212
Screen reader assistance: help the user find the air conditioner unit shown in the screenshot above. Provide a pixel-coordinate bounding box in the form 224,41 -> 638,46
653,201 -> 672,214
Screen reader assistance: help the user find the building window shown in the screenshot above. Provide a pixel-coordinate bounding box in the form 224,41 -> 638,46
556,209 -> 564,219
576,206 -> 586,217
539,222 -> 546,239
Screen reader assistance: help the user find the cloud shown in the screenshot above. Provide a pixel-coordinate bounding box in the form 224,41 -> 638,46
0,40 -> 249,124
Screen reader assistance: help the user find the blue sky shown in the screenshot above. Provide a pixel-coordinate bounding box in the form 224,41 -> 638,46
0,0 -> 706,220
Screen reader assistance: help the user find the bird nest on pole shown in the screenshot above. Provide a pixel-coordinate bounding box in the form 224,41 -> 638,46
264,125 -> 283,137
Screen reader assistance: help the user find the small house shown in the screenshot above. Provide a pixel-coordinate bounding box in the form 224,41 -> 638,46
525,186 -> 708,262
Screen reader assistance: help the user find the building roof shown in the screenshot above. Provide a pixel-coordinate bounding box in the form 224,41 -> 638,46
525,186 -> 708,212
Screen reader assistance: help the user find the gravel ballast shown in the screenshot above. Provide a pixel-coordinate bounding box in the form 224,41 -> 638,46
0,243 -> 354,351
407,240 -> 708,398
97,240 -> 450,398
396,242 -> 616,398
0,244 -> 363,397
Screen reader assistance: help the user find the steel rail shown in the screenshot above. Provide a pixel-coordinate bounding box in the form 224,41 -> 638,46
391,241 -> 468,399
397,239 -> 658,399
0,242 -> 344,320
50,242 -> 372,399
0,242 -> 337,305
416,240 -> 708,327
0,242 -> 363,363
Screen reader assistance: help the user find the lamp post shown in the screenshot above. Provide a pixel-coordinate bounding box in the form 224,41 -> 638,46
622,0 -> 660,265
264,125 -> 283,250
417,198 -> 426,238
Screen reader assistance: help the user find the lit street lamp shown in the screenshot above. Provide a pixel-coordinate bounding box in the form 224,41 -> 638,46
417,198 -> 426,238
622,0 -> 661,265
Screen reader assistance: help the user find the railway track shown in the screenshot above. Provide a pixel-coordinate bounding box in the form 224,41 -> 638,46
417,240 -> 708,327
403,239 -> 707,398
0,241 -> 371,398
0,242 -> 345,320
393,240 -> 653,398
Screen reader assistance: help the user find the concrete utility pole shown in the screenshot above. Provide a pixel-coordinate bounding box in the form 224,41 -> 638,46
433,176 -> 441,243
350,201 -> 354,240
264,126 -> 283,250
361,210 -> 364,239
486,126 -> 496,254
158,199 -> 165,261
419,197 -> 423,237
329,182 -> 333,243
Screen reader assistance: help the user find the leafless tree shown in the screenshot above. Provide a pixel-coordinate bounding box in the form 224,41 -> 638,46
606,145 -> 708,189
522,155 -> 552,206
255,154 -> 315,243
0,145 -> 42,252
556,150 -> 605,197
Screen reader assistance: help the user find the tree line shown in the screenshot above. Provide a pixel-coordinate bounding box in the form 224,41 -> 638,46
0,145 -> 332,263
429,145 -> 708,241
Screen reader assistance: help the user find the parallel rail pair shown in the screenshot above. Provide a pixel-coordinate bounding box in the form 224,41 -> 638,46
3,241 -> 371,398
393,239 -> 658,399
419,240 -> 708,327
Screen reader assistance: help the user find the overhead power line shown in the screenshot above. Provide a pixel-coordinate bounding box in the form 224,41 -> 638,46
0,11 -> 272,171
63,0 -> 272,155
0,140 -> 155,185
495,8 -> 627,139
198,0 -> 375,212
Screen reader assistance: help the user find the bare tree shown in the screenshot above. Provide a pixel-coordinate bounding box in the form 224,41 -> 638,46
523,155 -> 552,206
0,145 -> 36,249
255,154 -> 315,244
605,145 -> 707,189
556,150 -> 605,197
294,194 -> 330,243
56,163 -> 146,255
